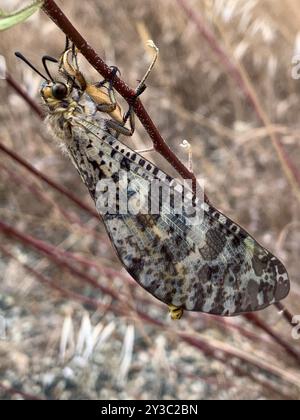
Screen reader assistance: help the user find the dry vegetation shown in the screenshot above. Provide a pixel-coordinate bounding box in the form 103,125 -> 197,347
0,0 -> 299,400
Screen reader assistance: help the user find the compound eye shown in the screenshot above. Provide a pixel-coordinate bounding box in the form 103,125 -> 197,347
52,83 -> 68,100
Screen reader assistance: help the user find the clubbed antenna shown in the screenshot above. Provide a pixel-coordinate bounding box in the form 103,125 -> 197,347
42,55 -> 58,81
15,52 -> 48,81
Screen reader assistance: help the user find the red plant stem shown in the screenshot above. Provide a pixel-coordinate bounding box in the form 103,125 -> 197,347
6,72 -> 44,119
1,248 -> 297,395
46,247 -> 133,284
0,245 -> 108,312
177,0 -> 298,330
0,161 -> 107,243
0,244 -> 223,399
0,219 -> 122,300
0,382 -> 44,401
136,310 -> 300,392
177,0 -> 300,190
41,0 -> 198,193
244,313 -> 300,362
198,314 -> 272,345
0,161 -> 79,223
0,141 -> 99,219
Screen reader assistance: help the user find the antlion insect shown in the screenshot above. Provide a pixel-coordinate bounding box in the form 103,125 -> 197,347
15,41 -> 290,320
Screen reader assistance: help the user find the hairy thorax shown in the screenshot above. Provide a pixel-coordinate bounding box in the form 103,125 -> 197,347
44,92 -> 100,152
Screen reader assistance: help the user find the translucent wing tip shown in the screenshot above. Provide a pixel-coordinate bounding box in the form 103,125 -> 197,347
273,259 -> 290,302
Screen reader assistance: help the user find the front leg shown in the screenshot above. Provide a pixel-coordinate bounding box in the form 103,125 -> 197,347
88,66 -> 122,121
113,41 -> 159,138
108,83 -> 147,138
96,102 -> 117,114
100,40 -> 158,138
105,118 -> 134,137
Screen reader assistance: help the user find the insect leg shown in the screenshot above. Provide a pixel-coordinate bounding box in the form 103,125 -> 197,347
96,66 -> 120,90
115,40 -> 159,138
105,41 -> 159,137
64,36 -> 70,53
104,82 -> 147,137
72,42 -> 79,71
114,83 -> 147,137
180,140 -> 193,172
135,146 -> 155,154
95,66 -> 120,113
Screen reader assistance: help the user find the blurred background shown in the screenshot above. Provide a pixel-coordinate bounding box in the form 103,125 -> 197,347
0,0 -> 299,400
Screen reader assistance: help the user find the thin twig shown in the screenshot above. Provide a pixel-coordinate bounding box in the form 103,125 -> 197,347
1,218 -> 299,364
0,141 -> 99,219
0,161 -> 80,224
0,219 -> 119,299
0,245 -> 108,312
137,310 -> 300,392
244,313 -> 300,362
0,160 -> 106,242
275,302 -> 295,327
6,72 -> 44,119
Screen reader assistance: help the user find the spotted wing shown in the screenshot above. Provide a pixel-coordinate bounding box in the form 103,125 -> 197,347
69,118 -> 290,316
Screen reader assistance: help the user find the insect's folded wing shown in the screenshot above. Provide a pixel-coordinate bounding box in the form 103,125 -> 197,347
72,120 -> 289,316
101,168 -> 290,316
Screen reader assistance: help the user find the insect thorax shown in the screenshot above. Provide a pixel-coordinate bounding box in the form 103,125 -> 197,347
44,88 -> 103,150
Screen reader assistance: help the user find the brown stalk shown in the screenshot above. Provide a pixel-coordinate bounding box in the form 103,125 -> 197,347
0,219 -> 119,300
6,72 -> 44,119
0,141 -> 99,219
0,160 -> 107,242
